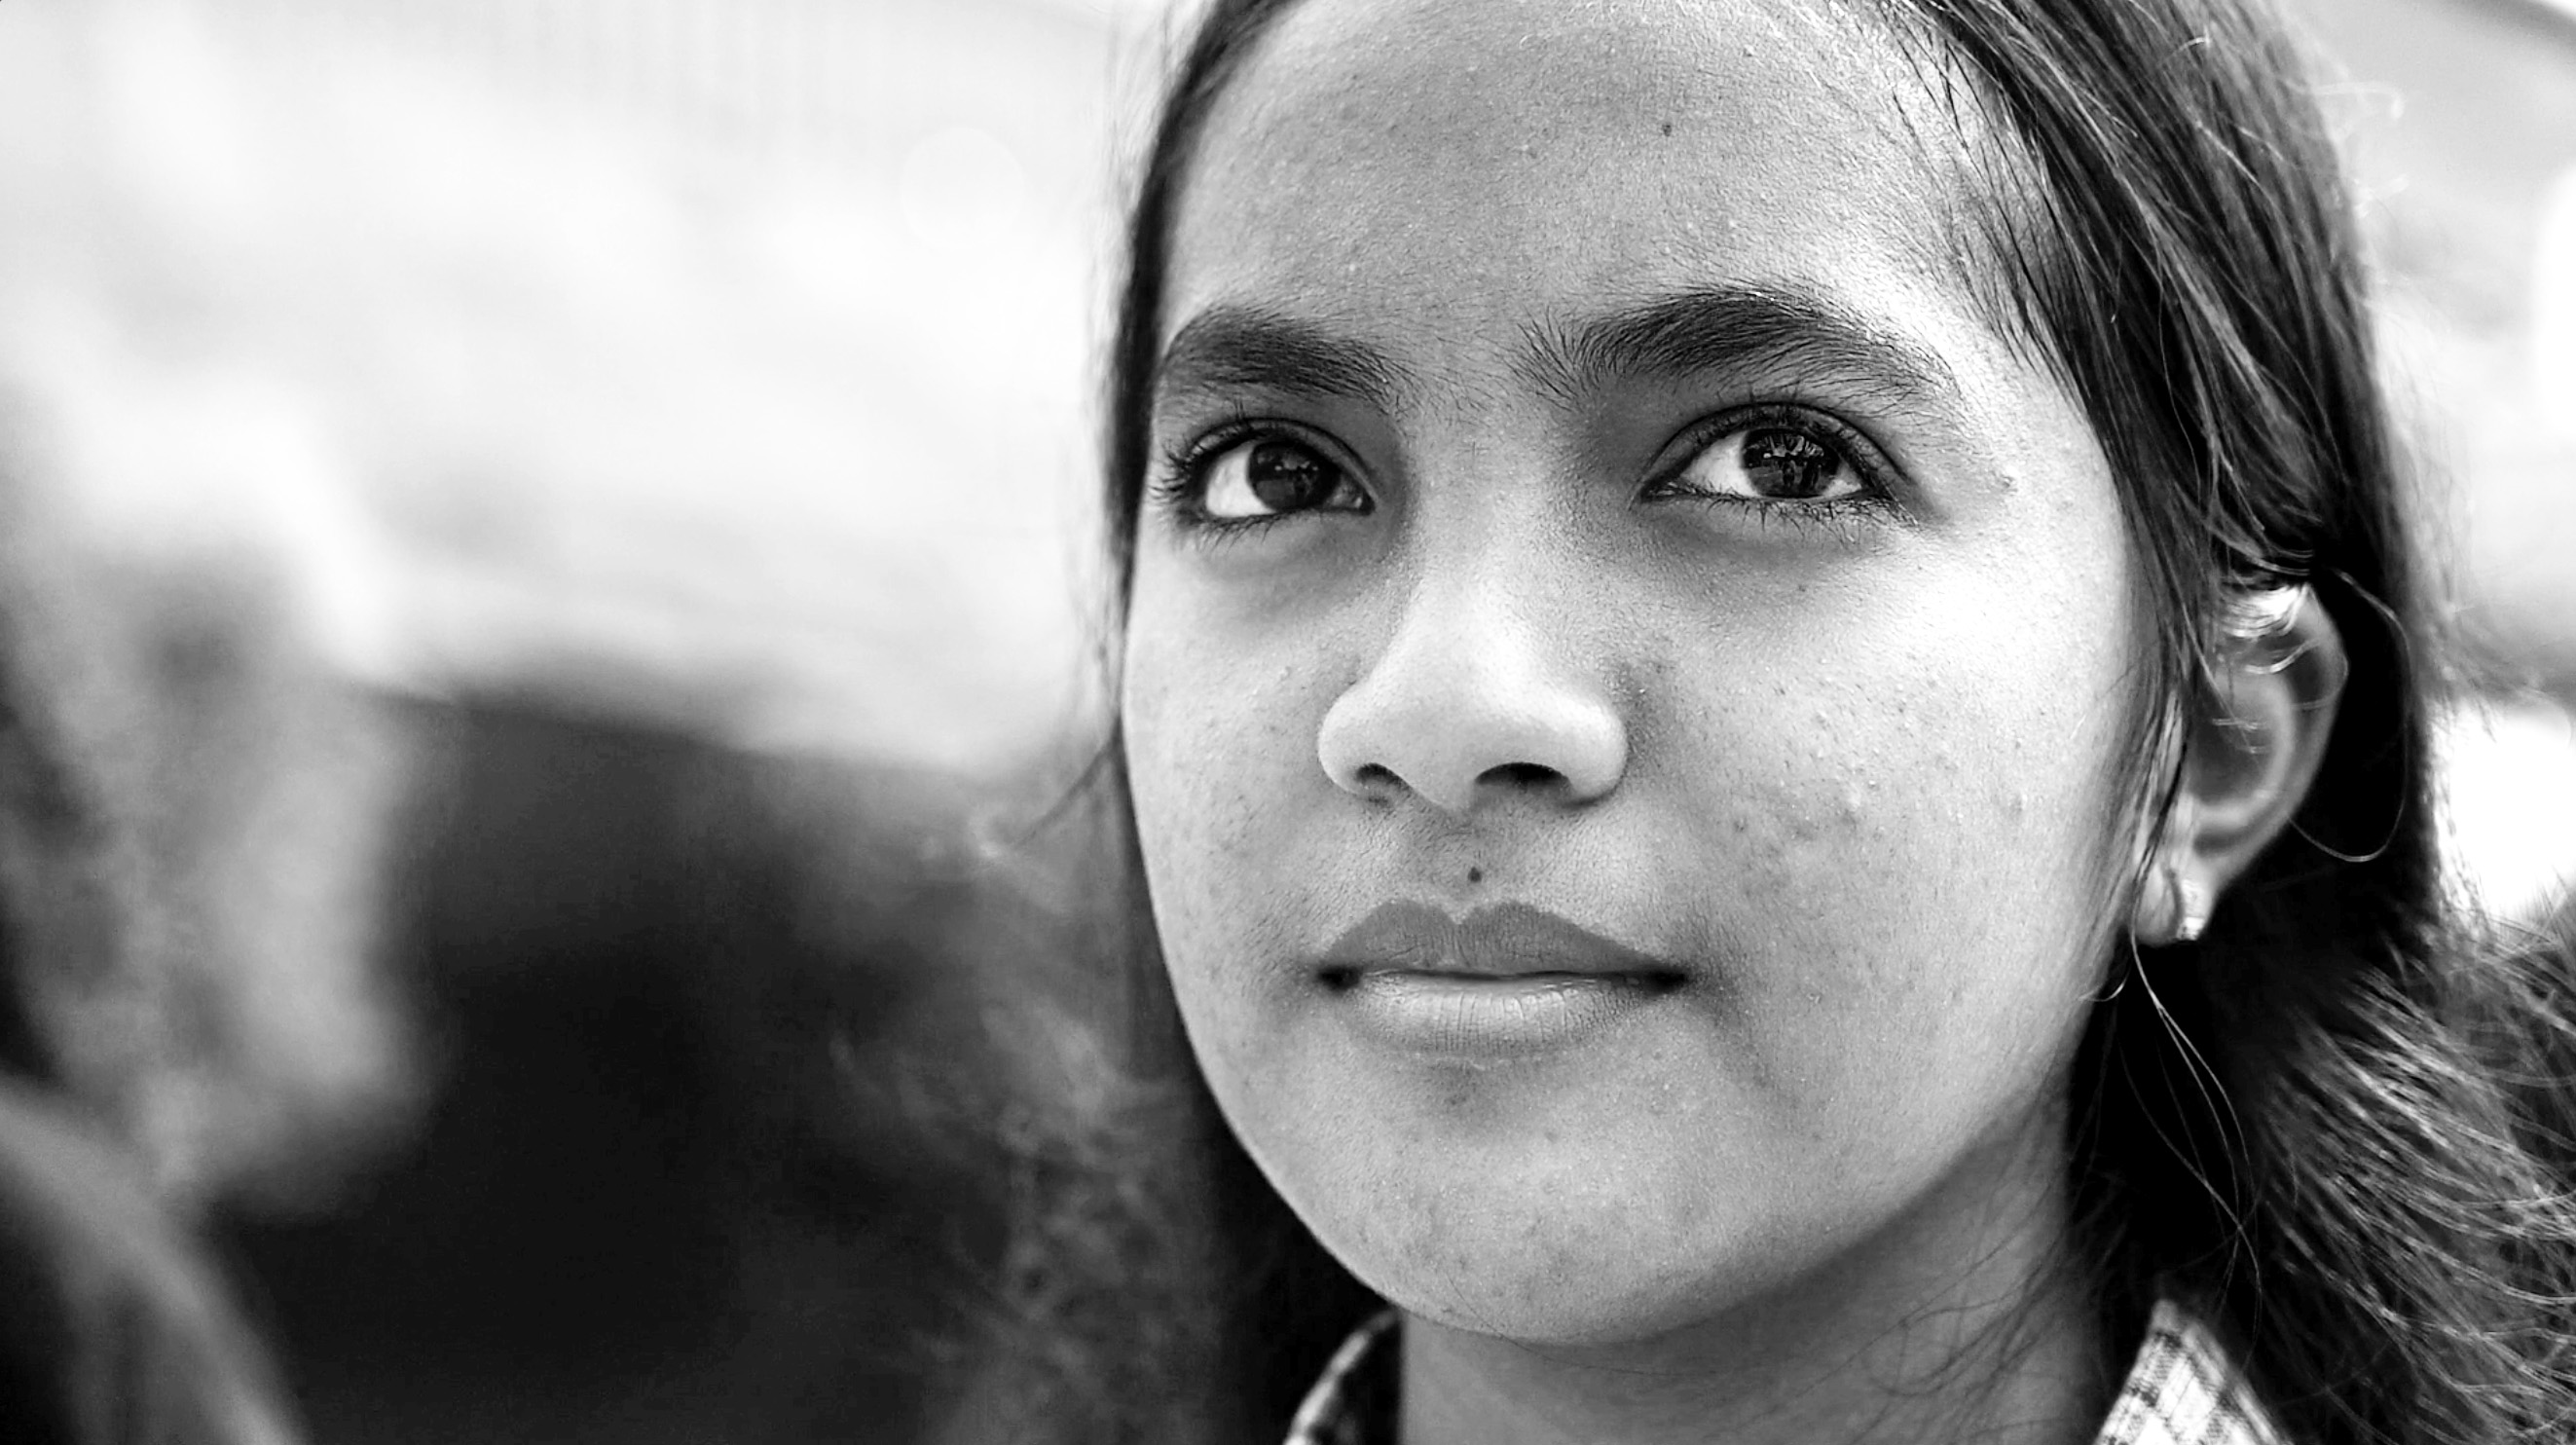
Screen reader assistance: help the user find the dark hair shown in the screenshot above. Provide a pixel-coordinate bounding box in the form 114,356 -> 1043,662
982,1 -> 2576,1441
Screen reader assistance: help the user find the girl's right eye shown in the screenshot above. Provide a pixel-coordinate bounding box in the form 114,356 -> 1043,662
1191,435 -> 1371,523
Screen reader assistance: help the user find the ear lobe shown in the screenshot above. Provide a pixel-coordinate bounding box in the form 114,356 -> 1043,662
2136,590 -> 2347,945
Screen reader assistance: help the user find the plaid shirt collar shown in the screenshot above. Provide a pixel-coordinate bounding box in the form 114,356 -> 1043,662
1284,1301 -> 2288,1445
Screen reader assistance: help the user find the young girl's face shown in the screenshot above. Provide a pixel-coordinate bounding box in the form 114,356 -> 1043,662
1123,0 -> 2143,1346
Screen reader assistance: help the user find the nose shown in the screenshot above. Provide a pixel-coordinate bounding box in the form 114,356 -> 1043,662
1316,574 -> 1628,814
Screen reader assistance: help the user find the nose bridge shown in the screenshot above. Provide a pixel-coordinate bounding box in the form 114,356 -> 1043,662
1315,496 -> 1627,813
1401,503 -> 1567,675
1400,430 -> 1575,640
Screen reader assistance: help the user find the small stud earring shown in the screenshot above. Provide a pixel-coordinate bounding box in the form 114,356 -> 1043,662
2171,871 -> 2209,945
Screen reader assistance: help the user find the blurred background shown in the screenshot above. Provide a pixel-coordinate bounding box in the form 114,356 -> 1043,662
0,0 -> 2566,1441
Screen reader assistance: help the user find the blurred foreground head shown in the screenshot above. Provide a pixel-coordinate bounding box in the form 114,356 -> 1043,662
0,405 -> 420,1440
0,409 -> 416,1208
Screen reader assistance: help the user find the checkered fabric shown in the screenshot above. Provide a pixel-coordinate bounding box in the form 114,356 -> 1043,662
2099,1302 -> 2289,1445
1283,1300 -> 2287,1445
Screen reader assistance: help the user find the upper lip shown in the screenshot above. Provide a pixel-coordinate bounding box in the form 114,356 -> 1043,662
1320,901 -> 1678,981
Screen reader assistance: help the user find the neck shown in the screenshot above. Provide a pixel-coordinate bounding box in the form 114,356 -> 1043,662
1396,1130 -> 2108,1445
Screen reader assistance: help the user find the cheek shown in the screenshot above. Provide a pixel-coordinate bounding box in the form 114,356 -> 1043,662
1120,572 -> 1337,1019
1125,570 -> 1300,844
1651,588 -> 2134,1137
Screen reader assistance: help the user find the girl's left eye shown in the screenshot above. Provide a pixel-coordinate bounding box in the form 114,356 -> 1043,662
1657,424 -> 1871,504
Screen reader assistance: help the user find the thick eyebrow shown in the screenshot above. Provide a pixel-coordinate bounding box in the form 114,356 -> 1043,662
1525,284 -> 1962,409
1152,305 -> 1410,411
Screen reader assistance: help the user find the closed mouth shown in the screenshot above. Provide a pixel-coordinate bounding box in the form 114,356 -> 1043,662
1317,900 -> 1687,991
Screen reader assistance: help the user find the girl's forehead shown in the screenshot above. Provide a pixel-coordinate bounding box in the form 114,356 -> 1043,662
1166,0 -> 1999,364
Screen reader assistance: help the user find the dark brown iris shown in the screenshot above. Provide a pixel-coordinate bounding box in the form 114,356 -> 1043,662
1247,439 -> 1339,512
1741,428 -> 1842,499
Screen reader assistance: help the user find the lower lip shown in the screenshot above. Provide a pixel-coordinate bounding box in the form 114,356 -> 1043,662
1334,971 -> 1674,1058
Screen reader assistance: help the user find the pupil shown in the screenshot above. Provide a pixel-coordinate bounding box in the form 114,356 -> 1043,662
1742,429 -> 1838,499
1247,440 -> 1332,511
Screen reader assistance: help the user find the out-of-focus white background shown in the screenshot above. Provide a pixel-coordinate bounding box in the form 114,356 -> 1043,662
0,0 -> 1154,777
0,0 -> 2569,907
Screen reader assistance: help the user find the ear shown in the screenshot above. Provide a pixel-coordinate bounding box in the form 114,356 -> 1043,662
2135,590 -> 2347,945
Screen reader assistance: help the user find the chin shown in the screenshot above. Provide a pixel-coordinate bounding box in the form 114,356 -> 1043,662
1283,1133 -> 1817,1348
1375,1223 -> 1767,1348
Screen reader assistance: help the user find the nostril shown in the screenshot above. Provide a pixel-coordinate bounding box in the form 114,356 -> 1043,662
1353,762 -> 1403,793
1482,761 -> 1564,791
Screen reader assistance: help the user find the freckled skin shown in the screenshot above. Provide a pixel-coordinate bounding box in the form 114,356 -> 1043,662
1122,0 -> 2139,1393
